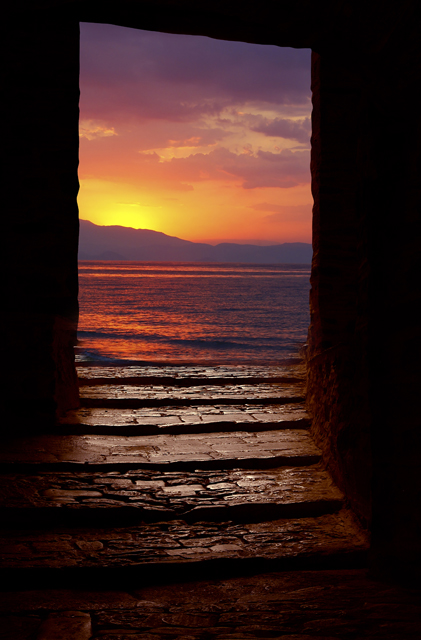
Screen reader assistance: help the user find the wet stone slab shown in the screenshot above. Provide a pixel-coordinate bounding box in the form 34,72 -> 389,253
76,363 -> 307,384
0,510 -> 368,570
79,383 -> 303,402
59,403 -> 310,435
0,430 -> 321,470
80,393 -> 304,410
0,466 -> 343,522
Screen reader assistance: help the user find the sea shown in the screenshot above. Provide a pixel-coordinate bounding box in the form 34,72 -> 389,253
76,262 -> 311,365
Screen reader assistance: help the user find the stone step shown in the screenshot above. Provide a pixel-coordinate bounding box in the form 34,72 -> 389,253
79,382 -> 303,403
79,375 -> 305,387
1,569 -> 418,640
59,403 -> 310,436
0,430 -> 321,472
78,367 -> 305,408
0,510 -> 368,583
76,362 -> 306,383
1,465 -> 343,526
80,395 -> 304,410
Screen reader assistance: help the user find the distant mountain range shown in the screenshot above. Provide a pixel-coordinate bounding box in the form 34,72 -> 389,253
78,219 -> 312,264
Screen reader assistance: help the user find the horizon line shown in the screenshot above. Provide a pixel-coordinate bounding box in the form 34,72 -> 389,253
79,218 -> 311,247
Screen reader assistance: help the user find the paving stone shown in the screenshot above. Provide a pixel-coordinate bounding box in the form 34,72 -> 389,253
80,395 -> 304,410
59,404 -> 310,436
1,361 -> 393,638
0,511 -> 368,571
0,430 -> 321,470
2,570 -> 419,639
36,611 -> 91,640
79,382 -> 303,403
76,363 -> 306,383
0,466 -> 344,526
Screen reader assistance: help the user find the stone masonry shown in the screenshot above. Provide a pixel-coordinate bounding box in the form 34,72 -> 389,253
3,361 -> 419,638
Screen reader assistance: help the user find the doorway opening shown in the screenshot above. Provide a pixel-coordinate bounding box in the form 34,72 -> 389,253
77,22 -> 313,368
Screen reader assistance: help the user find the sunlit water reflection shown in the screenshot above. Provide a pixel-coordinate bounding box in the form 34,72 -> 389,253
77,262 -> 311,364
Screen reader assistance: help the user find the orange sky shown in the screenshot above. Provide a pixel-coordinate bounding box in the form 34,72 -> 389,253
78,23 -> 312,245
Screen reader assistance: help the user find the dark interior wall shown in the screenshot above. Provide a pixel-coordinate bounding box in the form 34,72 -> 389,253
306,48 -> 373,526
5,11 -> 80,423
307,6 -> 421,577
4,0 -> 420,577
357,11 -> 421,577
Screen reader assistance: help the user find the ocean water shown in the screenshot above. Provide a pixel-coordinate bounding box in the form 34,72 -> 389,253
76,262 -> 311,365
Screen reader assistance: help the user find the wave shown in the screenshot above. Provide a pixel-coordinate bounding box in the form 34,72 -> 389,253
79,329 -> 283,345
164,337 -> 288,351
77,335 -> 291,357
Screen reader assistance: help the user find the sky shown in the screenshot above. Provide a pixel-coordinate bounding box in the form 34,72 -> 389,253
78,22 -> 312,245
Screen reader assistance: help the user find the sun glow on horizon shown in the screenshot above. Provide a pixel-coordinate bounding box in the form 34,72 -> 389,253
78,23 -> 313,244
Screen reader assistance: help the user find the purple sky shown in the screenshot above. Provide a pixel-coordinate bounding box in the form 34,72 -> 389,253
79,22 -> 312,243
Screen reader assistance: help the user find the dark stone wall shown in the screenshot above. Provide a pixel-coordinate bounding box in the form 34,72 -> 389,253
4,0 -> 420,577
307,6 -> 421,578
307,49 -> 372,526
4,12 -> 80,423
357,12 -> 421,578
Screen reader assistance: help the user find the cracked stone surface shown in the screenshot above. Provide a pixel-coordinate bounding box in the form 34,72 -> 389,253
79,382 -> 303,405
0,465 -> 343,523
1,361 -> 388,638
0,430 -> 321,469
0,510 -> 367,570
60,403 -> 310,436
77,363 -> 306,383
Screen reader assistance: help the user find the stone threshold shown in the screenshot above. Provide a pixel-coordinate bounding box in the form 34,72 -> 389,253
0,430 -> 321,471
79,375 -> 305,386
59,403 -> 310,436
1,465 -> 343,526
0,510 -> 368,577
76,362 -> 306,381
79,395 -> 305,409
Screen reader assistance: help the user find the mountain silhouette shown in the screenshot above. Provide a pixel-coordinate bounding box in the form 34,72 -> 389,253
78,219 -> 312,263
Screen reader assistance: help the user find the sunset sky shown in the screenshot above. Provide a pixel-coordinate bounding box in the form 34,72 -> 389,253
78,22 -> 312,245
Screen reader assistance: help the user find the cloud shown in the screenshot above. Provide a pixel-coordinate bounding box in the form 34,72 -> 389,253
250,202 -> 313,221
80,122 -> 310,191
165,131 -> 227,148
250,117 -> 311,143
152,147 -> 310,190
80,23 -> 311,124
78,22 -> 313,244
79,120 -> 118,140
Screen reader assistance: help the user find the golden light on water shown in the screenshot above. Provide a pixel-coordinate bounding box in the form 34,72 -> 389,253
77,262 -> 311,364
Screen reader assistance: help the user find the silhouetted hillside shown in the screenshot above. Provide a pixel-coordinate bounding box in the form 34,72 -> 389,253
78,219 -> 312,263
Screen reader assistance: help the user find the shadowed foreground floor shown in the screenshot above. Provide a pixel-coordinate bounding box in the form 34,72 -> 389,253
0,362 -> 419,638
1,569 -> 420,639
